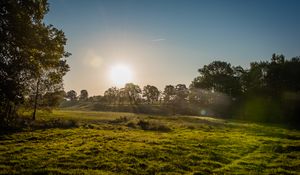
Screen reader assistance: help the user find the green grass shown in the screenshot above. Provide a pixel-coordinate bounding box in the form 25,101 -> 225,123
1,110 -> 299,174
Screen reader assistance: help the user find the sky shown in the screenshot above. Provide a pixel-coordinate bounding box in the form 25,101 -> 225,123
44,0 -> 300,96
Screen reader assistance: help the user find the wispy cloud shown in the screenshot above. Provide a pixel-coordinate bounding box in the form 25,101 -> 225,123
151,38 -> 166,42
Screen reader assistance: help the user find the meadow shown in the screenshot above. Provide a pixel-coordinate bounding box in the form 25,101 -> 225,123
0,110 -> 299,174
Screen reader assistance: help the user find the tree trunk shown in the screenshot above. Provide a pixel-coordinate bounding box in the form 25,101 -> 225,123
32,79 -> 40,120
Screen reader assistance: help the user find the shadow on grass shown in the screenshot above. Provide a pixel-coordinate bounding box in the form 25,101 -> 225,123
0,118 -> 78,137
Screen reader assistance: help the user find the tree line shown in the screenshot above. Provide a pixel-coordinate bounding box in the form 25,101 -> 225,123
64,83 -> 189,106
1,0 -> 299,129
63,54 -> 300,127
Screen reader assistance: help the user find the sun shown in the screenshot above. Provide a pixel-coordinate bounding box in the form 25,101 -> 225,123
110,64 -> 133,86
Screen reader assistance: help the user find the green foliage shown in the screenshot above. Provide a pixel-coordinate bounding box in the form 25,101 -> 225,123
79,90 -> 89,101
0,110 -> 299,174
163,85 -> 176,103
41,90 -> 66,107
124,83 -> 142,105
0,0 -> 70,125
192,61 -> 242,97
190,55 -> 300,126
104,87 -> 118,104
142,85 -> 160,104
66,90 -> 77,101
136,119 -> 171,132
103,84 -> 142,105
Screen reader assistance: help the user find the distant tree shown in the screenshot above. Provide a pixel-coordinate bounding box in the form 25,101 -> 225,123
79,90 -> 88,101
174,84 -> 189,102
191,61 -> 242,97
117,88 -> 127,105
142,85 -> 160,104
104,87 -> 118,104
221,54 -> 300,124
0,0 -> 70,123
163,85 -> 176,104
190,61 -> 246,117
66,90 -> 77,101
242,61 -> 268,95
233,66 -> 247,93
188,87 -> 211,105
88,95 -> 105,103
124,83 -> 141,105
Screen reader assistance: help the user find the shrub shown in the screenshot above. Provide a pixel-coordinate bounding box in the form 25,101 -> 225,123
110,116 -> 129,124
137,119 -> 171,132
29,118 -> 78,129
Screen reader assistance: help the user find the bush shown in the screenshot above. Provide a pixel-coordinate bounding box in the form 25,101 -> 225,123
137,119 -> 171,132
25,118 -> 78,129
110,116 -> 130,124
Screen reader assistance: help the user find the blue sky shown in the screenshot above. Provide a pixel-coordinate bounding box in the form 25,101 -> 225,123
45,0 -> 300,95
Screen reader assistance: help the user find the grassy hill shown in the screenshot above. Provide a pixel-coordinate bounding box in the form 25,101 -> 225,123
0,110 -> 299,174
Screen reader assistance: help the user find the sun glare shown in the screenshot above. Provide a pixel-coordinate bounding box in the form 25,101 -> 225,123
110,64 -> 133,86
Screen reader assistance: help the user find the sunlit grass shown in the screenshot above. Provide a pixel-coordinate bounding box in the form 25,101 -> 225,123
1,110 -> 299,174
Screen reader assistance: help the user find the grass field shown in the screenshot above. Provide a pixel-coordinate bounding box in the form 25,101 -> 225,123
0,110 -> 299,174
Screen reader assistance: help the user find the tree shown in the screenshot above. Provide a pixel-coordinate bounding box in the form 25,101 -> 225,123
66,90 -> 77,101
88,95 -> 105,103
42,90 -> 65,107
0,0 -> 70,123
163,85 -> 176,104
174,84 -> 188,102
190,61 -> 245,117
79,90 -> 88,101
189,87 -> 212,105
191,61 -> 241,97
104,87 -> 118,104
142,85 -> 160,104
242,61 -> 268,95
226,54 -> 300,124
31,60 -> 69,120
124,83 -> 141,105
117,88 -> 127,105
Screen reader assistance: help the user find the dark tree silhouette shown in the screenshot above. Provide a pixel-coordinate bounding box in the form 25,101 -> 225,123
117,88 -> 127,105
142,85 -> 160,104
189,54 -> 300,125
124,83 -> 141,105
163,85 -> 176,104
79,90 -> 89,101
174,84 -> 189,102
66,90 -> 77,101
104,87 -> 118,104
191,61 -> 242,98
0,0 -> 70,124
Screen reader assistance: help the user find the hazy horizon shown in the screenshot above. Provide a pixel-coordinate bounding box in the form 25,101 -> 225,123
45,0 -> 300,96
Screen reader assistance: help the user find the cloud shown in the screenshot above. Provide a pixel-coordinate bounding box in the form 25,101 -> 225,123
151,38 -> 166,42
83,49 -> 103,68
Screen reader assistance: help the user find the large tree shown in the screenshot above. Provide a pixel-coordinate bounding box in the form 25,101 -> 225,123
163,85 -> 176,104
124,83 -> 141,105
174,84 -> 189,102
142,85 -> 160,104
104,87 -> 118,104
0,0 -> 70,123
191,61 -> 241,97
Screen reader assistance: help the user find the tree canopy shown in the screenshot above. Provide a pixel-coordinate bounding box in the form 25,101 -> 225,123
0,0 -> 70,125
142,85 -> 160,104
